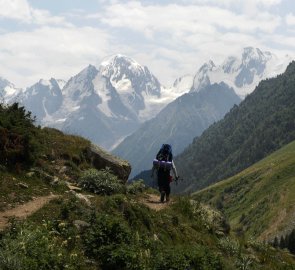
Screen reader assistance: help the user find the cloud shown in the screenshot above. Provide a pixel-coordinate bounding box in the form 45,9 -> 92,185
0,0 -> 31,21
0,0 -> 70,26
97,1 -> 281,37
0,26 -> 111,87
286,13 -> 295,26
0,0 -> 292,89
179,0 -> 282,8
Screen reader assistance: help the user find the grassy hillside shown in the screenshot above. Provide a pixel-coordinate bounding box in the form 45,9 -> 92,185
1,103 -> 295,269
193,139 -> 295,242
175,61 -> 295,193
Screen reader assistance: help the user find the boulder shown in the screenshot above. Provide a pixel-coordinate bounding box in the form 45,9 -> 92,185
87,144 -> 131,183
73,220 -> 90,231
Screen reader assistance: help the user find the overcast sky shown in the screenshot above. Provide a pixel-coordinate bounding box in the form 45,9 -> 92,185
0,0 -> 294,88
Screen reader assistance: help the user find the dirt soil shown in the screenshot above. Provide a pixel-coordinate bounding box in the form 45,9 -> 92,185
0,194 -> 58,231
140,194 -> 172,211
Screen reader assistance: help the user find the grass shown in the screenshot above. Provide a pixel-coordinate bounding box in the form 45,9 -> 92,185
0,109 -> 294,269
193,139 -> 295,240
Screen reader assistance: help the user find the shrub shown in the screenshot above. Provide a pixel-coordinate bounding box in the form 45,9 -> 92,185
152,245 -> 223,270
84,214 -> 132,251
0,222 -> 83,270
126,180 -> 147,194
218,237 -> 240,256
78,168 -> 125,195
0,103 -> 40,170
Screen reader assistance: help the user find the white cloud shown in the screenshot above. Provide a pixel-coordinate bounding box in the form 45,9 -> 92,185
0,0 -> 31,21
0,0 -> 70,26
0,27 -> 111,87
98,2 -> 281,37
179,0 -> 282,7
0,0 -> 292,89
286,13 -> 295,26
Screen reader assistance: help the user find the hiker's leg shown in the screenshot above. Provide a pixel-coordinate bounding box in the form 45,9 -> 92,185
165,182 -> 171,202
157,176 -> 165,202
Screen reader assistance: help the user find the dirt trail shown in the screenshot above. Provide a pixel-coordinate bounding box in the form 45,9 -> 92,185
0,194 -> 59,231
140,194 -> 172,211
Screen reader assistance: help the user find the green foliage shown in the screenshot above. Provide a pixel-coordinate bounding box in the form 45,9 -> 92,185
177,61 -> 295,192
152,245 -> 223,270
126,180 -> 147,194
83,214 -> 143,269
0,222 -> 83,270
78,168 -> 125,195
194,140 -> 295,238
278,229 -> 295,254
0,103 -> 40,170
218,237 -> 240,256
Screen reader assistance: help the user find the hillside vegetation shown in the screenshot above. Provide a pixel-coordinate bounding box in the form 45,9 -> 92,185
175,61 -> 295,193
1,103 -> 295,269
193,140 -> 295,243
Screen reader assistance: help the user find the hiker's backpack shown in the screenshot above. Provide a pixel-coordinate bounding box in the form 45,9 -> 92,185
153,144 -> 173,170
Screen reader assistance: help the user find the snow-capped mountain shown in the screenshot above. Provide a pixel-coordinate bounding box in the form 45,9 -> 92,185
99,54 -> 161,120
40,55 -> 166,149
191,47 -> 292,98
20,78 -> 63,124
1,47 -> 292,152
0,77 -> 21,103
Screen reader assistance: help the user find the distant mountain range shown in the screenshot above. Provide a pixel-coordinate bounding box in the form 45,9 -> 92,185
190,47 -> 292,98
175,61 -> 295,193
0,47 -> 293,151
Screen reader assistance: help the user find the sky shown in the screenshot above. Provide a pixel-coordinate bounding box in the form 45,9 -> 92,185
0,0 -> 294,88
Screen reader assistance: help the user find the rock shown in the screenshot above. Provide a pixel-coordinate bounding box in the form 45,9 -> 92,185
31,168 -> 55,183
26,172 -> 35,177
67,182 -> 82,192
17,182 -> 29,189
50,177 -> 59,185
73,220 -> 90,230
59,166 -> 68,174
87,144 -> 131,183
70,191 -> 91,207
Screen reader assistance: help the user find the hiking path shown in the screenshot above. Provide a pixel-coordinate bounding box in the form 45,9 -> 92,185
0,194 -> 58,231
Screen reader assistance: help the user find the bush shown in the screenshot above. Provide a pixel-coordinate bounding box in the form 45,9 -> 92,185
0,103 -> 40,170
84,214 -> 132,252
152,245 -> 223,270
126,180 -> 147,194
0,222 -> 83,270
78,168 -> 125,195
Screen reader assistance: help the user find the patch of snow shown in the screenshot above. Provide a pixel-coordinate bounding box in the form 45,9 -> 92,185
56,118 -> 66,123
40,79 -> 52,88
56,79 -> 66,90
4,86 -> 17,97
93,74 -> 113,118
112,77 -> 132,93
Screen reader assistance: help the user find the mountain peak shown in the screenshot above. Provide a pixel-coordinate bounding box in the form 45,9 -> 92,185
242,47 -> 272,65
101,54 -> 140,67
199,60 -> 216,72
72,65 -> 99,83
0,77 -> 15,89
99,54 -> 144,79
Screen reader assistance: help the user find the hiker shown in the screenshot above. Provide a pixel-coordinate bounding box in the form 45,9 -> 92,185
151,144 -> 179,203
